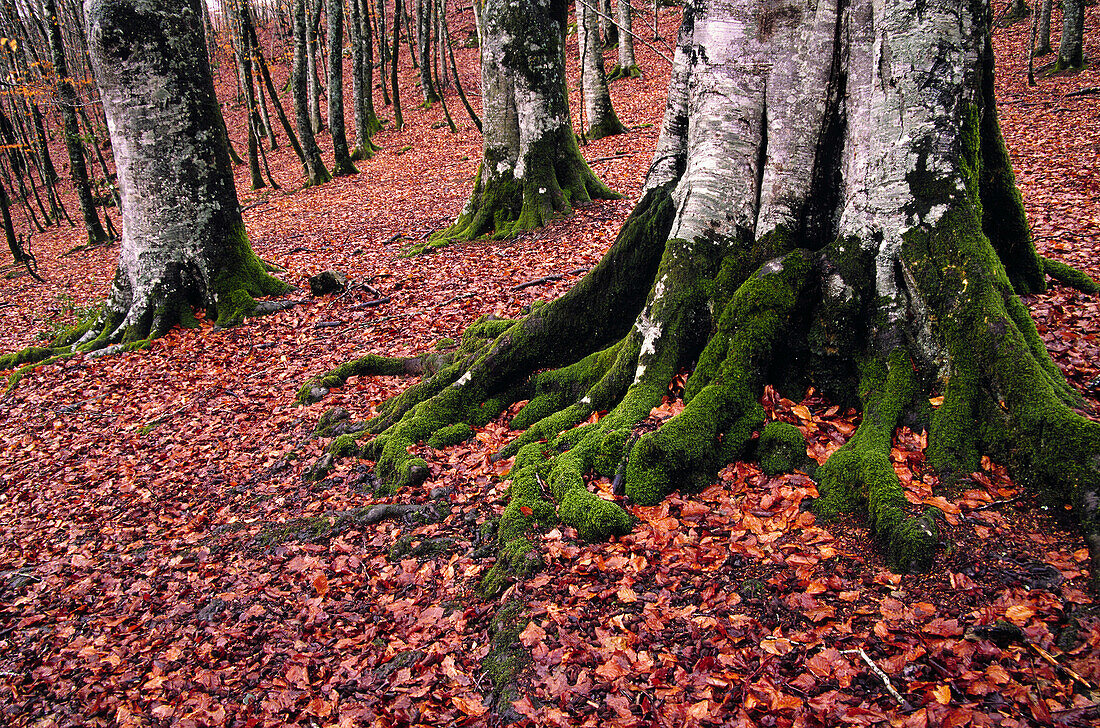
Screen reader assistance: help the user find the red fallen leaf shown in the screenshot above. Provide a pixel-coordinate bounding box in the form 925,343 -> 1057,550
453,694 -> 488,716
312,572 -> 328,597
512,696 -> 539,719
606,693 -> 634,720
519,505 -> 533,516
519,620 -> 546,647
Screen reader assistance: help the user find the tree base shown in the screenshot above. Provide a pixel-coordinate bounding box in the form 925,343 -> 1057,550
304,188 -> 1100,586
607,64 -> 642,81
411,155 -> 619,254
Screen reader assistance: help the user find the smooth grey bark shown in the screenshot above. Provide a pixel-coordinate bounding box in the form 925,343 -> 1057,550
377,0 -> 391,105
344,0 -> 1100,582
44,0 -> 107,245
1056,0 -> 1085,70
599,0 -> 616,46
293,0 -> 332,185
307,0 -> 324,132
1035,0 -> 1052,56
348,0 -> 380,159
326,0 -> 357,174
81,0 -> 287,347
429,0 -> 616,246
576,0 -> 625,139
228,0 -> 265,188
611,0 -> 639,78
391,0 -> 403,129
417,0 -> 438,103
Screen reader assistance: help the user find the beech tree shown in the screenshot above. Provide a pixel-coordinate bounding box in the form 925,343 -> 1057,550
428,0 -> 616,245
1056,0 -> 1085,71
576,0 -> 625,139
609,0 -> 641,80
305,0 -> 1100,584
47,0 -> 288,351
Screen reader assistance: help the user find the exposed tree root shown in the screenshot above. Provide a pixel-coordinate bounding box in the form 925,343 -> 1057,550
301,0 -> 1100,588
607,64 -> 643,81
306,191 -> 1100,586
412,154 -> 620,255
1041,255 -> 1100,294
1,252 -> 292,393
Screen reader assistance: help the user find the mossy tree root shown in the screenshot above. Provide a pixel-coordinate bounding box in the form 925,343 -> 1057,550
2,236 -> 291,392
413,152 -> 620,254
1041,256 -> 1100,294
307,190 -> 1100,584
814,352 -> 940,572
607,64 -> 642,81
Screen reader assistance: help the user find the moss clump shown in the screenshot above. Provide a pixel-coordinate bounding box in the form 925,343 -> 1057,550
389,534 -> 455,561
329,433 -> 362,458
607,64 -> 642,81
1042,256 -> 1100,294
558,489 -> 633,541
478,536 -> 542,599
0,346 -> 54,372
315,407 -> 351,436
759,421 -> 807,475
481,600 -> 529,711
427,423 -> 473,449
815,352 -> 939,572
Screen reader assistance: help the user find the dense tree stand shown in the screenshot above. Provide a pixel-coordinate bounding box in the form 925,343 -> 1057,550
415,0 -> 617,253
1,0 -> 289,387
305,0 -> 1100,586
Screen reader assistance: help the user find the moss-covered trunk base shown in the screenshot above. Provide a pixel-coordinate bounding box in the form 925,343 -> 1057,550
414,129 -> 619,254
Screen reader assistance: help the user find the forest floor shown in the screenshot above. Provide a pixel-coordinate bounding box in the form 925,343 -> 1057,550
2,4 -> 1100,728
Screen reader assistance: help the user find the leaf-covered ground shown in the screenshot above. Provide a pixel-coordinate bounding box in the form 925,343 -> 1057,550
2,4 -> 1100,727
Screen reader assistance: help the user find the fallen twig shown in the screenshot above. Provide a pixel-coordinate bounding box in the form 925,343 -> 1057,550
349,297 -> 392,310
1065,87 -> 1100,98
588,152 -> 634,164
512,267 -> 589,291
1029,643 -> 1094,690
840,648 -> 913,710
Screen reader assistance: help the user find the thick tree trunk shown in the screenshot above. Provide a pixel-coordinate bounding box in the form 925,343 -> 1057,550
45,0 -> 107,246
348,0 -> 381,159
80,0 -> 288,348
1056,0 -> 1085,70
427,0 -> 616,247
293,0 -> 333,185
326,0 -> 358,174
308,0 -> 1100,584
417,0 -> 438,103
609,0 -> 640,79
1035,0 -> 1052,56
576,0 -> 625,139
392,0 -> 404,129
307,0 -> 325,132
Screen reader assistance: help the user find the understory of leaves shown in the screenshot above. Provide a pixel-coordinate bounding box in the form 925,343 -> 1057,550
1,4 -> 1100,727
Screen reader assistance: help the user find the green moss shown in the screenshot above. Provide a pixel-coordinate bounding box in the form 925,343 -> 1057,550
389,534 -> 455,561
1042,256 -> 1100,294
329,433 -> 361,457
815,352 -> 939,572
0,346 -> 54,371
480,599 -> 529,704
427,422 -> 473,448
558,488 -> 633,541
759,421 -> 807,475
626,250 -> 811,504
607,64 -> 642,81
215,288 -> 257,328
212,222 -> 290,327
